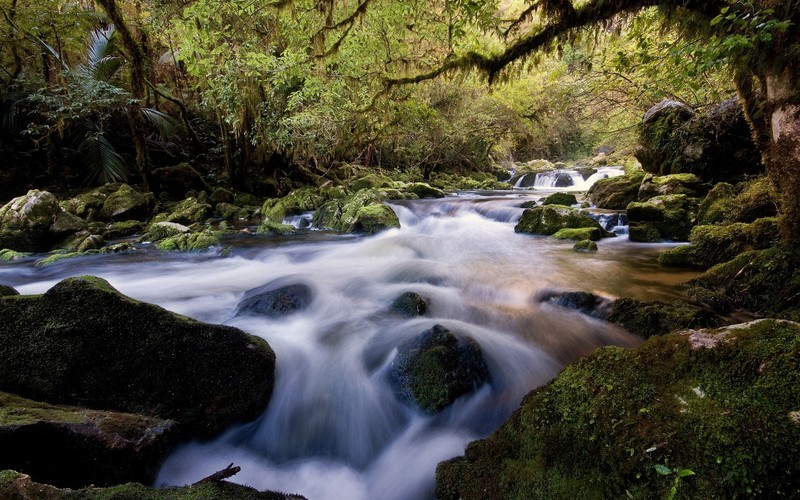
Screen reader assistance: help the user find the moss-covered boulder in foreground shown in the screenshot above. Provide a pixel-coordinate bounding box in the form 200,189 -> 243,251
0,276 -> 275,437
0,392 -> 176,488
391,325 -> 489,414
587,169 -> 645,209
436,319 -> 800,499
0,285 -> 18,296
0,470 -> 305,499
515,206 -> 604,236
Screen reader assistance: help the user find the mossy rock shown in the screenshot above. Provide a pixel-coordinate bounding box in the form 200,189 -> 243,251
537,290 -> 609,317
638,173 -> 709,200
141,221 -> 190,242
0,249 -> 31,261
573,240 -> 598,252
391,325 -> 489,414
658,218 -> 780,269
155,231 -> 219,252
209,187 -> 235,206
151,163 -> 210,200
0,391 -> 176,488
0,276 -> 275,437
313,188 -> 391,232
0,190 -> 81,252
0,470 -> 305,499
696,182 -> 738,225
688,245 -> 800,320
540,193 -> 578,206
350,204 -> 400,234
551,227 -> 604,241
0,285 -> 19,297
404,182 -> 445,199
515,206 -> 603,236
390,292 -> 428,317
104,220 -> 144,239
98,185 -> 155,222
587,169 -> 646,209
436,319 -> 800,499
61,184 -> 120,220
635,98 -> 762,182
152,198 -> 213,226
351,173 -> 394,191
217,202 -> 249,221
55,231 -> 104,253
257,221 -> 296,236
606,298 -> 719,338
626,194 -> 698,242
261,187 -> 326,224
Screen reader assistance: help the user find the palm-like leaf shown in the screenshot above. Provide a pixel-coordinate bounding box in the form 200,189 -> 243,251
78,132 -> 128,184
141,107 -> 184,139
82,26 -> 121,83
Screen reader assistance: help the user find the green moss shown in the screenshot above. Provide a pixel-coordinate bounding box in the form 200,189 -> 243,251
256,221 -> 296,235
152,198 -> 212,226
638,173 -> 707,201
657,244 -> 697,267
35,252 -> 85,267
515,206 -> 603,236
0,249 -> 31,261
105,220 -> 144,239
404,182 -> 445,198
697,182 -> 738,225
551,227 -> 603,241
0,285 -> 19,297
99,185 -> 155,221
606,298 -> 719,338
216,203 -> 249,221
437,319 -> 800,499
573,240 -> 598,252
155,231 -> 218,252
351,173 -> 394,191
627,194 -> 698,242
540,193 -> 578,206
261,187 -> 326,224
0,392 -> 86,426
587,169 -> 645,209
351,204 -> 400,234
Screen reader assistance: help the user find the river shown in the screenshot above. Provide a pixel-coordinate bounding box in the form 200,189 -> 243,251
0,189 -> 698,499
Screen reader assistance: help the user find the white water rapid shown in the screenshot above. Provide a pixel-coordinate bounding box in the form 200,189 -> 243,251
513,166 -> 625,190
0,193 -> 697,499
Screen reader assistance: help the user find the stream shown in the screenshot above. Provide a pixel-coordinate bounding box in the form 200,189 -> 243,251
0,188 -> 699,499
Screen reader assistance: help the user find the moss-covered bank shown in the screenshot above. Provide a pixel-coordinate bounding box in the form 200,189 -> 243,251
436,319 -> 800,499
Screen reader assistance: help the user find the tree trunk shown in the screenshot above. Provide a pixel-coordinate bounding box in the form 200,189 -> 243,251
762,67 -> 800,244
96,0 -> 152,189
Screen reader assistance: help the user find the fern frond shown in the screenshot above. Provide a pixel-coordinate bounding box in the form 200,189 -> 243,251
141,107 -> 183,139
78,132 -> 128,183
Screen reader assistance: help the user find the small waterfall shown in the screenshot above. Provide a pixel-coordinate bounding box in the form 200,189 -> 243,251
283,212 -> 314,229
513,166 -> 625,191
533,170 -> 583,188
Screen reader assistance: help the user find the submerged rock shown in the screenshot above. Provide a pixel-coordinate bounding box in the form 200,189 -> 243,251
0,470 -> 306,500
537,290 -> 611,317
235,282 -> 313,318
391,325 -> 489,414
0,276 -> 275,437
390,292 -> 428,317
0,391 -> 176,488
436,319 -> 800,498
573,240 -> 598,252
515,206 -> 605,236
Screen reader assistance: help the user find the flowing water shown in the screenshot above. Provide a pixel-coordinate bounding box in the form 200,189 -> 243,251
0,190 -> 698,499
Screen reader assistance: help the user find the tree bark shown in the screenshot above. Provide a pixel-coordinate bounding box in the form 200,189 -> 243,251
96,0 -> 152,189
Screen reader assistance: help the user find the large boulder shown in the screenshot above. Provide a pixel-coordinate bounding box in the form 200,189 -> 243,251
636,98 -> 762,182
0,276 -> 275,437
605,298 -> 719,338
697,177 -> 778,226
627,194 -> 698,242
587,169 -> 646,209
0,391 -> 175,488
637,173 -> 709,200
235,282 -> 314,318
314,188 -> 402,233
390,325 -> 489,414
350,204 -> 400,234
515,206 -> 605,236
152,197 -> 213,226
61,184 -> 120,221
99,184 -> 156,221
151,163 -> 210,200
0,190 -> 87,252
436,319 -> 800,498
0,470 -> 305,499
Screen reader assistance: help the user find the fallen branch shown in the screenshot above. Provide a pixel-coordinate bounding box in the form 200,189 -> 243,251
192,463 -> 241,485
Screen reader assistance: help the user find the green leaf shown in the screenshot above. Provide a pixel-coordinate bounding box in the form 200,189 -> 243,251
678,469 -> 696,477
655,464 -> 672,476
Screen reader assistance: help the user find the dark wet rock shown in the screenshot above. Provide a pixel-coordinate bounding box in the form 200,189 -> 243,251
104,220 -> 144,239
99,184 -> 156,221
391,325 -> 489,414
151,163 -> 210,200
436,319 -> 800,499
236,282 -> 313,318
515,206 -> 605,236
540,193 -> 578,206
606,298 -> 719,338
0,285 -> 18,297
636,98 -> 762,182
0,391 -> 176,488
390,292 -> 428,317
537,290 -> 611,318
0,469 -> 306,499
0,276 -> 275,438
587,170 -> 646,209
209,187 -> 235,206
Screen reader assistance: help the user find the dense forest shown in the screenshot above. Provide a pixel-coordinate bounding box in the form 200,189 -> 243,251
2,0 -> 800,499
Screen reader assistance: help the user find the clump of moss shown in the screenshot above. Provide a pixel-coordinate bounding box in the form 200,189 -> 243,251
256,221 -> 296,236
155,231 -> 219,252
540,193 -> 578,206
551,227 -> 604,241
436,319 -> 800,499
587,169 -> 646,209
0,249 -> 31,261
261,187 -> 327,224
104,220 -> 144,239
151,198 -> 212,226
627,194 -> 698,242
606,298 -> 719,338
351,204 -> 400,234
573,240 -> 598,252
